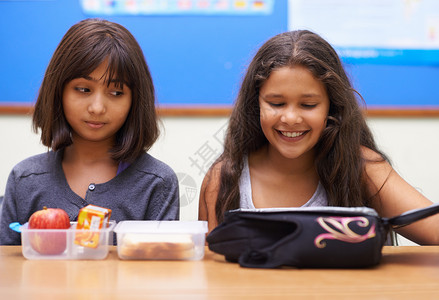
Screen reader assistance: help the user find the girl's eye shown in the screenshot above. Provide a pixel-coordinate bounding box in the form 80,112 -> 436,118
268,102 -> 284,107
302,103 -> 317,109
110,90 -> 124,97
75,87 -> 90,93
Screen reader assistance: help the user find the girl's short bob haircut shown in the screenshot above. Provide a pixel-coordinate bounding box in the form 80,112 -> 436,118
33,18 -> 159,163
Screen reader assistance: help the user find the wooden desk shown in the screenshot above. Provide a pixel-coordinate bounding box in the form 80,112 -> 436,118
1,246 -> 439,299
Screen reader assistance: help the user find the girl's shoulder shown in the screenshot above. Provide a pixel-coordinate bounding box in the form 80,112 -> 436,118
360,146 -> 385,161
200,161 -> 223,196
11,151 -> 58,178
360,146 -> 393,191
360,146 -> 392,172
131,152 -> 178,180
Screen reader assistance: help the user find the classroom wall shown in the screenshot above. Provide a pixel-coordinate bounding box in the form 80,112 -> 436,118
1,114 -> 439,244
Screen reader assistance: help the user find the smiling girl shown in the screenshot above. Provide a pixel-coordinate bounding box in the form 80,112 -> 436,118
199,30 -> 439,245
0,19 -> 179,245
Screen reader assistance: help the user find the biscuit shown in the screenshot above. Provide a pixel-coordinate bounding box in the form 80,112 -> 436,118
119,233 -> 195,260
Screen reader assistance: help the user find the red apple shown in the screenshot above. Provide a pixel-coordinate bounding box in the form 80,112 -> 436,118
28,206 -> 71,255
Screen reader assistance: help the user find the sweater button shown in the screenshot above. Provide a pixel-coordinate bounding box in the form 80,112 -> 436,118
88,183 -> 96,191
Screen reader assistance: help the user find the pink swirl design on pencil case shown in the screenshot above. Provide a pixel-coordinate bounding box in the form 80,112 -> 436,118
314,216 -> 376,248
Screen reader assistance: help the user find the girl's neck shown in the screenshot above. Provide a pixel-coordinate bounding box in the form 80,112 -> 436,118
248,144 -> 320,208
63,135 -> 116,165
257,144 -> 317,176
61,136 -> 119,198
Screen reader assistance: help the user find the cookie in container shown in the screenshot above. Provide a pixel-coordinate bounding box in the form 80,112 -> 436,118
114,221 -> 208,260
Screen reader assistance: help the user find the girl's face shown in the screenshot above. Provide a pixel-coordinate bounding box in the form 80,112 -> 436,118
259,65 -> 329,161
62,61 -> 132,145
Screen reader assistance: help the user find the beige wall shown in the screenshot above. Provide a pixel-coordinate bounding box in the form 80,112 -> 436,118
1,114 -> 439,244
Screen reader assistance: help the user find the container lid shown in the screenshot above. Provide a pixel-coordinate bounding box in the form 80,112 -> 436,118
114,220 -> 208,234
20,221 -> 116,233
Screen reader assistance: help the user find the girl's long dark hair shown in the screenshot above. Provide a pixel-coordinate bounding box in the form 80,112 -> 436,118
209,30 -> 388,224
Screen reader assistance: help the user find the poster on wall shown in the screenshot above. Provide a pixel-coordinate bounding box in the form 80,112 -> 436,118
288,0 -> 439,66
80,0 -> 274,15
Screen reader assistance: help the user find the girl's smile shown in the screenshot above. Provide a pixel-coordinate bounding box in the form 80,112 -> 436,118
278,130 -> 307,139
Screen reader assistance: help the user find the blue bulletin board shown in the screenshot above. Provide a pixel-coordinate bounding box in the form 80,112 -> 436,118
0,0 -> 284,109
0,0 -> 438,112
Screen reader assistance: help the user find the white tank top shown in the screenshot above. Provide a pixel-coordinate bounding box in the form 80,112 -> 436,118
239,156 -> 328,209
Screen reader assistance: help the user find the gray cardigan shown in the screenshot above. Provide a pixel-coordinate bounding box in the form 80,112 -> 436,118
0,150 -> 179,245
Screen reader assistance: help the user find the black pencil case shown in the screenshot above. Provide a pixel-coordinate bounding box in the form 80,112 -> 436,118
206,204 -> 439,269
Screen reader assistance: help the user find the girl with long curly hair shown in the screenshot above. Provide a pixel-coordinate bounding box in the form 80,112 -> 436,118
199,30 -> 439,245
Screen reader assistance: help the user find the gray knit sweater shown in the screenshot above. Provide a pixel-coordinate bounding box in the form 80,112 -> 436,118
0,150 -> 180,245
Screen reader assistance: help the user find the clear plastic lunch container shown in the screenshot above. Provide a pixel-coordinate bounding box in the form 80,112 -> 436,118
114,220 -> 208,260
20,221 -> 115,260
